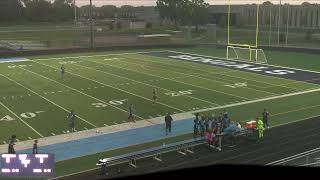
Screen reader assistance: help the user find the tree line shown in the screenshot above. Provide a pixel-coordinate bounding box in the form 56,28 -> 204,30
0,0 -> 143,22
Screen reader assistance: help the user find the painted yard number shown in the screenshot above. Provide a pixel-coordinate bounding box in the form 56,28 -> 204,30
165,90 -> 193,97
0,111 -> 45,122
224,82 -> 247,89
92,99 -> 128,108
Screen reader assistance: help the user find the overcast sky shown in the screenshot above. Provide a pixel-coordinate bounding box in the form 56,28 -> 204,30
74,0 -> 320,7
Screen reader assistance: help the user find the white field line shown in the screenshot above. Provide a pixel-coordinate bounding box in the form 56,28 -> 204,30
75,62 -> 217,107
33,50 -> 167,61
136,53 -> 301,92
34,61 -> 184,114
264,77 -> 320,88
17,63 -> 143,121
185,87 -> 320,115
0,98 -> 44,137
91,57 -> 250,101
167,50 -> 320,89
74,63 -> 185,112
118,56 -> 278,96
85,59 -> 219,106
1,73 -> 97,128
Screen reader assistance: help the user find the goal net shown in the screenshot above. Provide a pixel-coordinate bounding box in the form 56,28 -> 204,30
226,46 -> 268,64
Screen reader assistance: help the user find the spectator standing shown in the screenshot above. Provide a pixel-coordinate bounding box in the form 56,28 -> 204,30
199,116 -> 205,137
262,109 -> 270,129
33,140 -> 38,154
165,112 -> 173,135
8,135 -> 16,154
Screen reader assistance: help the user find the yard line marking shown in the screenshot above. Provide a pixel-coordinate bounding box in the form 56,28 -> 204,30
189,88 -> 320,115
51,133 -> 56,136
133,53 -> 300,92
28,94 -> 31,96
58,91 -> 63,93
118,56 -> 251,100
62,131 -> 66,134
84,127 -> 88,130
28,137 -> 32,140
157,114 -> 162,117
21,61 -> 145,121
50,63 -> 185,113
16,139 -> 20,142
34,50 -> 167,61
104,124 -> 107,126
0,100 -> 44,137
166,50 -> 314,90
76,62 -> 218,106
113,122 -> 118,125
3,141 -> 6,144
123,57 -> 278,96
0,73 -> 97,128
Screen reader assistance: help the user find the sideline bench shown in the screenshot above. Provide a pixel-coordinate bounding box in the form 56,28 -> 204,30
96,137 -> 205,173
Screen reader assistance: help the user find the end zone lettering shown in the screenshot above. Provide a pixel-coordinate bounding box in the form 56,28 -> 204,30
168,55 -> 296,76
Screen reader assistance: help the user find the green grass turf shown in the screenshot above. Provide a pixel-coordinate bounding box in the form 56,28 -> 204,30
1,47 -> 320,178
0,49 -> 320,142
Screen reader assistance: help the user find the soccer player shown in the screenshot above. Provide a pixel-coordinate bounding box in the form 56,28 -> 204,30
152,88 -> 157,104
33,140 -> 38,154
67,110 -> 76,132
60,65 -> 65,79
128,104 -> 135,122
262,108 -> 270,129
7,135 -> 16,154
165,112 -> 173,135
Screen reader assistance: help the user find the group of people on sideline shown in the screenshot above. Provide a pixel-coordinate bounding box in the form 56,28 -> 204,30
7,135 -> 38,154
193,109 -> 270,151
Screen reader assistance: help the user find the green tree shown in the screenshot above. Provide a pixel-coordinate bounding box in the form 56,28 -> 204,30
100,5 -> 117,18
189,0 -> 210,32
0,0 -> 24,22
156,0 -> 186,28
52,0 -> 74,21
118,5 -> 135,18
24,0 -> 53,21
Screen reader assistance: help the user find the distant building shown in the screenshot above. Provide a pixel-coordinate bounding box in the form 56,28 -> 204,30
209,4 -> 320,28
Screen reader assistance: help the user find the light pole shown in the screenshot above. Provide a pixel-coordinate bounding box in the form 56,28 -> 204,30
277,0 -> 282,46
74,0 -> 77,23
89,0 -> 94,48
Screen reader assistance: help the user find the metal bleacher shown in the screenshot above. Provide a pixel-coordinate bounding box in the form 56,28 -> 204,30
96,137 -> 206,172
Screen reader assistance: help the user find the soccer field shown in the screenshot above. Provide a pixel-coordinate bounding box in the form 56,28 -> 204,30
1,50 -> 320,144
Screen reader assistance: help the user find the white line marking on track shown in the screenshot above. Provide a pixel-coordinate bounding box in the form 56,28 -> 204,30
0,98 -> 44,137
51,133 -> 56,136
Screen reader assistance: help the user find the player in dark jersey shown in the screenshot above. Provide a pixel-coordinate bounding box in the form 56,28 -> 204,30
128,104 -> 135,122
60,65 -> 65,79
262,108 -> 270,129
68,110 -> 76,132
152,88 -> 157,104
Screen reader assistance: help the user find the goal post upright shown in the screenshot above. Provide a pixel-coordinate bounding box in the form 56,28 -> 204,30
226,0 -> 267,64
